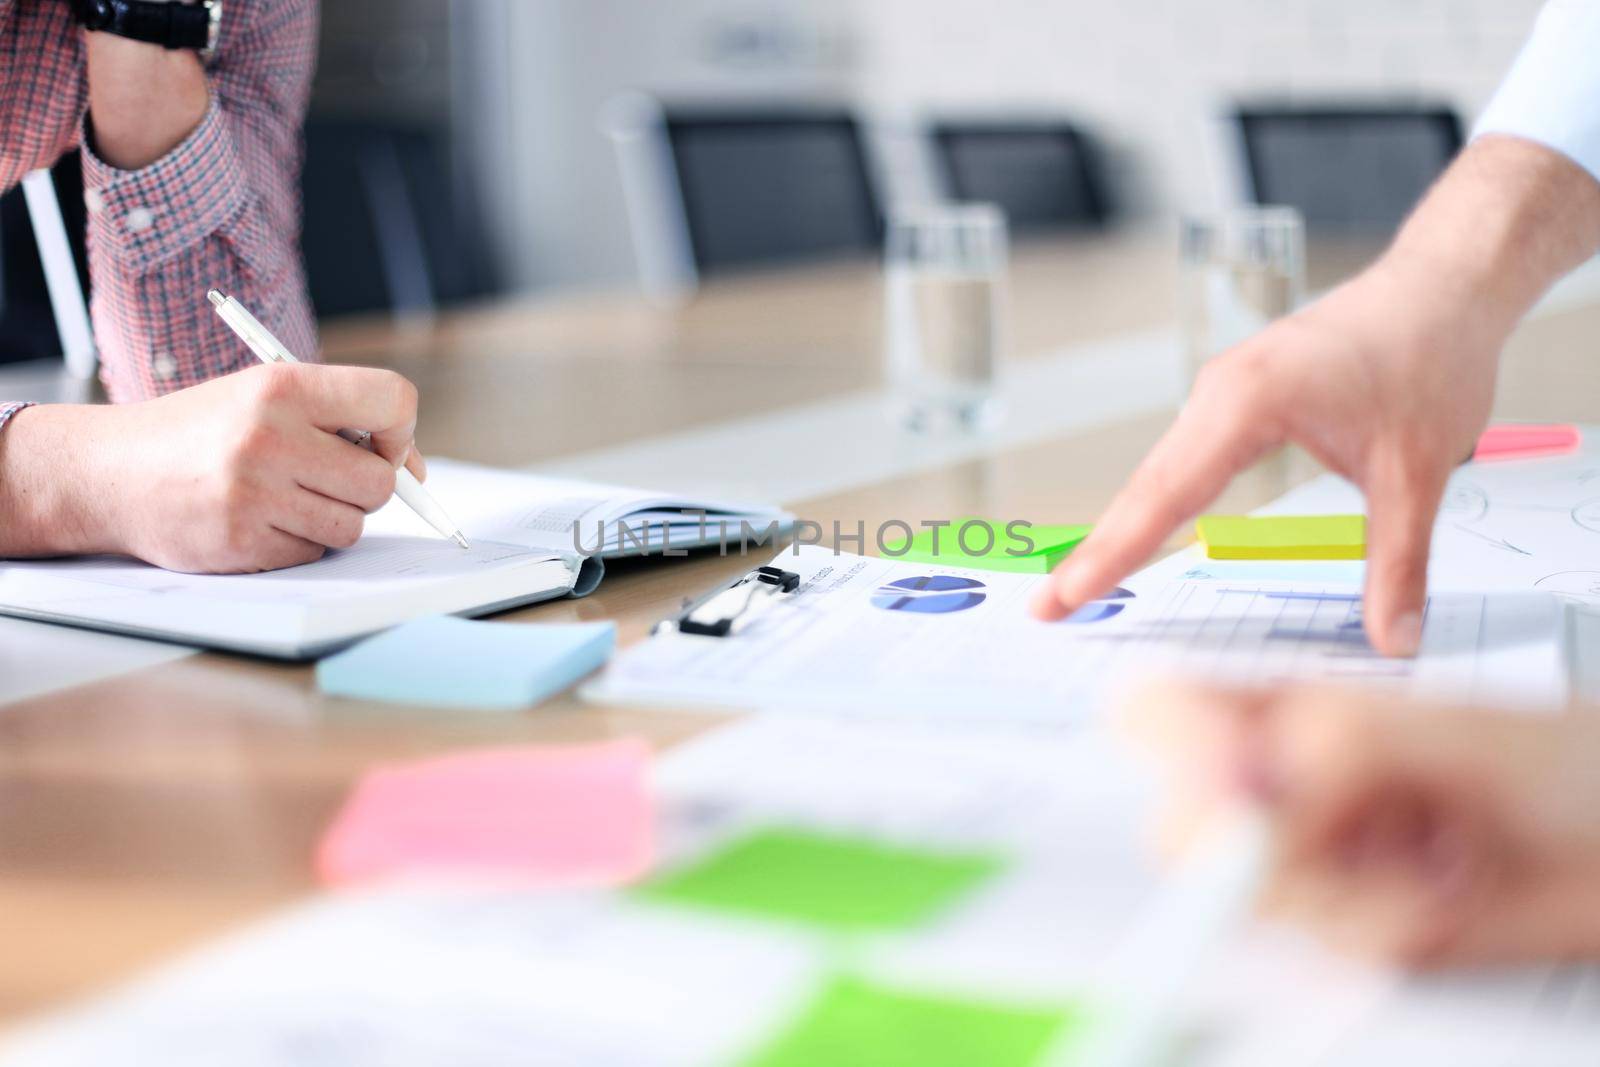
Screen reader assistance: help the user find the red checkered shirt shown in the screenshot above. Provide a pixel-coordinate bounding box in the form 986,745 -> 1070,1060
0,0 -> 317,436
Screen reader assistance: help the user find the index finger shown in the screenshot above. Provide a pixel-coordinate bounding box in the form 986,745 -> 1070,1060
404,445 -> 427,482
299,365 -> 420,467
1031,391 -> 1280,620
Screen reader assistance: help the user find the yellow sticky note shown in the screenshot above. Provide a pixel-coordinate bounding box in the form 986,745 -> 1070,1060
1195,515 -> 1366,561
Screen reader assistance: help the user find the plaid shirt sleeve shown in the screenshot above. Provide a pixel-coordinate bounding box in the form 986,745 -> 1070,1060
80,0 -> 320,404
0,2 -> 76,431
0,2 -> 83,191
0,402 -> 34,434
0,0 -> 316,425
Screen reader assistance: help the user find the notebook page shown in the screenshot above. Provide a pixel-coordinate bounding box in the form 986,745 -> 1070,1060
388,459 -> 787,557
14,538 -> 552,606
0,459 -> 779,654
0,538 -> 573,657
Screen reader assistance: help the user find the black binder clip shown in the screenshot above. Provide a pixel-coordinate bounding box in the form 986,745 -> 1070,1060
657,566 -> 802,638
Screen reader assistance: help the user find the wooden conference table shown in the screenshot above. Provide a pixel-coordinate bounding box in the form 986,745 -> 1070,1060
3,232 -> 1599,1025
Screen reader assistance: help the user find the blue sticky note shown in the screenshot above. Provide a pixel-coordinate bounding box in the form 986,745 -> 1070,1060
316,616 -> 616,711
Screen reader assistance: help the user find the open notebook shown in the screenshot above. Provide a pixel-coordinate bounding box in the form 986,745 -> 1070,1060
0,460 -> 791,659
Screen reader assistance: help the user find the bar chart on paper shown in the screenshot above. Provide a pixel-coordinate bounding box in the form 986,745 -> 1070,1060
1118,578 -> 1561,707
591,548 -> 1569,720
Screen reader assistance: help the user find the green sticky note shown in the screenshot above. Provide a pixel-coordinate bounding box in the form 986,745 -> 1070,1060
1195,514 -> 1367,561
634,827 -> 1000,933
741,975 -> 1084,1067
885,518 -> 1091,574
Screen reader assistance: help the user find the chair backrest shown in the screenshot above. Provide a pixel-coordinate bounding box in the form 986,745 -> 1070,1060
930,122 -> 1110,231
614,105 -> 882,287
0,152 -> 91,367
301,117 -> 499,320
1234,105 -> 1463,232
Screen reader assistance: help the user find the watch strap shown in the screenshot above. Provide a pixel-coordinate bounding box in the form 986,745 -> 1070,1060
70,0 -> 216,54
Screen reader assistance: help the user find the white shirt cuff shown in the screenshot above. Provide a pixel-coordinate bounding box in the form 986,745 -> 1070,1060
1474,0 -> 1600,186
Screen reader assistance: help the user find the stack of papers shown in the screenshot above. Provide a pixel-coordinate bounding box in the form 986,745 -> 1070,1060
587,544 -> 1568,721
6,716 -> 1597,1066
1261,441 -> 1600,599
593,435 -> 1600,720
8,438 -> 1600,1065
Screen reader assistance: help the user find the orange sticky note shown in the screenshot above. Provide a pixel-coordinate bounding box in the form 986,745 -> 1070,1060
317,740 -> 654,888
1474,424 -> 1580,462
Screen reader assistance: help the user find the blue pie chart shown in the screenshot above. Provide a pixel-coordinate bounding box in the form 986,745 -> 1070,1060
872,574 -> 987,614
1065,586 -> 1135,624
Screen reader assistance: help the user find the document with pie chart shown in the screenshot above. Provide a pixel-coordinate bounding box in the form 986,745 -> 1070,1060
590,543 -> 1567,722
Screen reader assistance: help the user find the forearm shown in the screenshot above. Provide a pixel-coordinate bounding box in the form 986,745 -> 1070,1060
1380,135 -> 1600,344
83,89 -> 318,401
82,0 -> 319,402
84,30 -> 209,170
0,406 -> 119,558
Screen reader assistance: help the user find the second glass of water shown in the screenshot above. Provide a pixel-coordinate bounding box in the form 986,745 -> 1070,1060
885,204 -> 1008,432
1178,206 -> 1305,387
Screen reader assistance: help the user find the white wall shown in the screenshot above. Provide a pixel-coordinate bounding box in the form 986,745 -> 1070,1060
467,0 -> 1549,294
853,0 -> 1546,217
459,0 -> 861,294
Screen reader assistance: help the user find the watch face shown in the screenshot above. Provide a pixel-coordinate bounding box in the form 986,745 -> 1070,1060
88,0 -> 115,28
203,0 -> 222,59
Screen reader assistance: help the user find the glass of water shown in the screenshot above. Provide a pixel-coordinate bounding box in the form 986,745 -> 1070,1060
885,203 -> 1008,432
1179,207 -> 1305,387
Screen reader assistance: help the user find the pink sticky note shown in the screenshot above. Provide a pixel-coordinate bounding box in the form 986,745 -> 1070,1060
317,740 -> 654,888
1474,423 -> 1581,462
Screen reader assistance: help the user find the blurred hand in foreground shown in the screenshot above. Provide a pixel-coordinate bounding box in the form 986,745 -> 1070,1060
1127,682 -> 1600,968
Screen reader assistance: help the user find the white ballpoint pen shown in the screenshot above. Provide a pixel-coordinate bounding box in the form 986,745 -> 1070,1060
1075,808 -> 1270,1067
207,289 -> 470,550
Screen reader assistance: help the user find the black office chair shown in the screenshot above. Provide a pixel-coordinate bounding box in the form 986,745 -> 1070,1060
656,109 -> 883,277
301,117 -> 500,320
0,152 -> 90,364
1234,105 -> 1463,232
930,121 -> 1111,231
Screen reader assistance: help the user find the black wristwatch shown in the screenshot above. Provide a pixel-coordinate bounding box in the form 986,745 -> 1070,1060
67,0 -> 222,60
